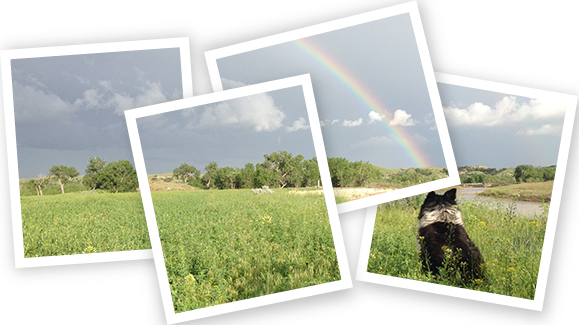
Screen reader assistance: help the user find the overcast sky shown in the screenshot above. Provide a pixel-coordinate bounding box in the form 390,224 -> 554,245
438,82 -> 566,168
215,13 -> 446,169
136,85 -> 318,174
11,48 -> 183,178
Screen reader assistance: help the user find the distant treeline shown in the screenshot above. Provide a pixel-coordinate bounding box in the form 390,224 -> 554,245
376,167 -> 449,188
168,151 -> 380,190
21,157 -> 138,196
459,165 -> 556,186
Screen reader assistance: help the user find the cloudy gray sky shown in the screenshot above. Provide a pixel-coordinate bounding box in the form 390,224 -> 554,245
438,82 -> 566,168
11,48 -> 183,178
136,85 -> 317,174
214,13 -> 446,169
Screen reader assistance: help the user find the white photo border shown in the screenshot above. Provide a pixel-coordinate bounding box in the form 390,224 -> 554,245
125,74 -> 352,324
356,72 -> 578,311
1,38 -> 193,268
205,1 -> 460,214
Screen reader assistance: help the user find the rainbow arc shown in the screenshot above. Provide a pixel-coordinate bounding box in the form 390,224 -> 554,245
293,38 -> 430,167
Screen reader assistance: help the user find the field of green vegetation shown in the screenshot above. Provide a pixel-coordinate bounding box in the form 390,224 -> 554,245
372,165 -> 449,188
151,189 -> 340,313
367,194 -> 548,299
21,192 -> 150,257
478,181 -> 554,202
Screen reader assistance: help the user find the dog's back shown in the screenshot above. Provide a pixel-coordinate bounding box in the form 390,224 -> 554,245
417,189 -> 484,280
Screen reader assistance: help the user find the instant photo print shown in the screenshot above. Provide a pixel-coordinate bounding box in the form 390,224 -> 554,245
1,38 -> 193,267
205,2 -> 459,214
356,73 -> 577,310
125,75 -> 351,323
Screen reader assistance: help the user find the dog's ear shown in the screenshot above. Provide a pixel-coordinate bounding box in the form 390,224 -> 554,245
425,191 -> 437,202
444,188 -> 457,201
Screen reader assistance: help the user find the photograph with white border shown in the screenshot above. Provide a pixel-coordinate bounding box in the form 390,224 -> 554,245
125,74 -> 351,324
1,38 -> 193,268
356,73 -> 577,311
205,1 -> 459,214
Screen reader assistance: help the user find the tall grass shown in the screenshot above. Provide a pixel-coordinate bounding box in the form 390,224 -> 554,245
151,189 -> 340,313
368,196 -> 547,299
478,181 -> 554,202
21,192 -> 150,257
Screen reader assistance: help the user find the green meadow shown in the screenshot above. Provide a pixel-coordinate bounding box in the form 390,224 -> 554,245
478,181 -> 554,202
21,192 -> 150,257
150,189 -> 340,313
367,194 -> 547,299
20,187 -> 341,312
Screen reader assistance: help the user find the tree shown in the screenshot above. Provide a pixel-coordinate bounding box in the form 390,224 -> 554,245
542,166 -> 556,181
202,161 -> 218,189
173,163 -> 200,186
301,158 -> 321,187
48,165 -> 80,194
27,174 -> 49,196
263,151 -> 305,188
83,156 -> 107,190
235,163 -> 255,189
253,162 -> 276,188
351,161 -> 380,186
97,160 -> 139,193
214,166 -> 237,189
327,157 -> 353,187
514,165 -> 541,183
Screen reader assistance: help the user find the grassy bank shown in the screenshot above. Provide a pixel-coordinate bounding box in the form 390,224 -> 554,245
367,196 -> 547,299
151,189 -> 340,312
21,192 -> 150,257
478,181 -> 554,202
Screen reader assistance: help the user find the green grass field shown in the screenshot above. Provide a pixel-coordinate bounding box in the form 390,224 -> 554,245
368,195 -> 547,299
478,181 -> 554,202
151,189 -> 340,312
21,192 -> 151,257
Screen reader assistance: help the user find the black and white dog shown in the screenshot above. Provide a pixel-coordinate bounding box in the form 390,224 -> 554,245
417,188 -> 485,281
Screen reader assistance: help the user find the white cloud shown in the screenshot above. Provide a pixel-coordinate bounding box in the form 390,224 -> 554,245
516,124 -> 563,136
389,109 -> 416,126
12,82 -> 73,121
191,92 -> 286,132
98,80 -> 113,91
320,119 -> 340,127
343,118 -> 363,127
444,96 -> 567,127
286,117 -> 310,132
73,88 -> 103,109
14,79 -> 176,120
221,78 -> 248,89
368,111 -> 386,124
109,81 -> 169,115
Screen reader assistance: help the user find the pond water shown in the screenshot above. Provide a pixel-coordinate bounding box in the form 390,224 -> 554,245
456,187 -> 547,217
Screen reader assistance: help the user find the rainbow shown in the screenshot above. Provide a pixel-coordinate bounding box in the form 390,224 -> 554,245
293,38 -> 430,167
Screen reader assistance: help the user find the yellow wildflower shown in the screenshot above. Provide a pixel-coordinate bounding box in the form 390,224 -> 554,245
185,274 -> 196,284
83,246 -> 97,254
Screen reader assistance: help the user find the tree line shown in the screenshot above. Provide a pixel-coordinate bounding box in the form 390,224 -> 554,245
169,150 -> 380,190
22,151 -> 392,195
23,157 -> 138,196
459,164 -> 556,186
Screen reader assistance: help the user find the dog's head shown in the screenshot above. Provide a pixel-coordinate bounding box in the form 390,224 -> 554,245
418,188 -> 462,227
